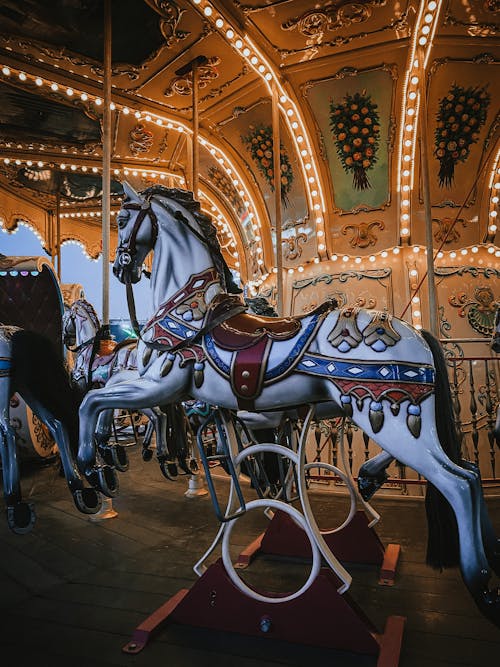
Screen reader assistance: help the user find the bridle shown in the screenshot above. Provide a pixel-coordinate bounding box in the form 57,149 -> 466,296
63,302 -> 104,388
115,197 -> 159,271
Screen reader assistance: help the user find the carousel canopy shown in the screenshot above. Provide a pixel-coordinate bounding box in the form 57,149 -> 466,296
0,1 -> 498,297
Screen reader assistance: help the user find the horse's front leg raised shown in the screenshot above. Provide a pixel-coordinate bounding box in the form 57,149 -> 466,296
78,375 -> 185,496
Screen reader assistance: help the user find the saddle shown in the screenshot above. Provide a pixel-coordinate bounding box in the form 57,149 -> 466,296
209,294 -> 335,351
205,295 -> 337,410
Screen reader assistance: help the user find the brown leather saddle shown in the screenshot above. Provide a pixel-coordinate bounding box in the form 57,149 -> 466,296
208,294 -> 335,352
205,295 -> 337,409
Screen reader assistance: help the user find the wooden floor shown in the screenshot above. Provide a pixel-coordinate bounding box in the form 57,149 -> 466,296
1,445 -> 499,667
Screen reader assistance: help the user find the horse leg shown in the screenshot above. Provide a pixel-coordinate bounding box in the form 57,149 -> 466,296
78,376 -> 185,495
358,451 -> 394,501
24,395 -> 101,515
95,408 -> 129,473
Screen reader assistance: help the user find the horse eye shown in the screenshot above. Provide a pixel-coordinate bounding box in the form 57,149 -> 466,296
117,215 -> 128,229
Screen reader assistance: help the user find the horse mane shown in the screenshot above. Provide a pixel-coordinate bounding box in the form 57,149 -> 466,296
140,185 -> 242,294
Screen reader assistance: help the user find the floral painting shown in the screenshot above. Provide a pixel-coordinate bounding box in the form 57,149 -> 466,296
434,83 -> 490,187
241,124 -> 294,206
329,90 -> 381,190
304,66 -> 394,213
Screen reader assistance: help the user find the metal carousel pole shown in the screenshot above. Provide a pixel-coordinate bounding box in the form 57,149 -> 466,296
91,0 -> 117,521
272,82 -> 283,316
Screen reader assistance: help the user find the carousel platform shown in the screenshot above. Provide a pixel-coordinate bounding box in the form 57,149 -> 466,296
0,445 -> 499,667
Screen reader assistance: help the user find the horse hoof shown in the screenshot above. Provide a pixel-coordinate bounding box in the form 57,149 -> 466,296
97,465 -> 119,497
73,488 -> 102,515
357,472 -> 388,501
142,448 -> 153,462
112,446 -> 129,472
7,502 -> 36,534
159,459 -> 178,481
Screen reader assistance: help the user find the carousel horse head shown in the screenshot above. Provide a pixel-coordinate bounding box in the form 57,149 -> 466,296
113,181 -> 241,294
491,305 -> 500,353
63,298 -> 100,350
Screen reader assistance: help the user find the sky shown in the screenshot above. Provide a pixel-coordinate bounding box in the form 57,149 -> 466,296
0,223 -> 152,323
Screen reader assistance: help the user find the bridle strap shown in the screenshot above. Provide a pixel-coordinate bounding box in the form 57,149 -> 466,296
118,199 -> 158,262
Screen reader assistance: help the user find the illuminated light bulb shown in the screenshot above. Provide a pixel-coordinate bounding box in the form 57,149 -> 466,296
317,230 -> 324,237
301,149 -> 307,157
407,108 -> 415,116
297,135 -> 304,143
308,176 -> 315,183
3,158 -> 9,164
355,257 -> 361,264
37,161 -> 44,167
145,114 -> 152,121
272,267 -> 278,273
419,36 -> 427,45
422,25 -> 430,34
401,227 -> 410,235
342,255 -> 349,262
215,18 -> 223,28
410,269 -> 418,276
110,102 -> 116,110
488,246 -> 495,253
489,224 -> 497,232
177,126 -> 184,132
122,106 -> 129,115
393,247 -> 400,254
313,203 -> 321,210
66,88 -> 73,96
402,185 -> 410,191
298,266 -> 304,272
405,124 -> 413,132
235,39 -> 243,48
402,199 -> 410,206
492,196 -> 499,203
258,64 -> 265,73
413,310 -> 421,318
496,250 -> 500,257
412,296 -> 420,303
250,56 -> 258,65
81,93 -> 88,101
450,251 -> 457,258
280,95 -> 287,103
411,76 -> 419,85
257,258 -> 263,265
495,182 -> 500,189
401,213 -> 410,221
51,82 -> 59,91
19,72 -> 27,81
156,118 -> 162,125
437,251 -> 443,258
226,29 -> 234,39
490,210 -> 498,217
461,248 -> 468,255
92,166 -> 98,173
318,243 -> 325,251
2,67 -> 10,75
193,0 -> 201,4
203,6 -> 212,16
114,168 -> 120,175
233,179 -> 239,186
26,160 -> 32,166
368,255 -> 375,262
70,164 -> 77,170
135,111 -> 141,118
404,139 -> 412,147
381,251 -> 388,258
409,91 -> 417,100
305,162 -> 312,170
35,77 -> 43,86
403,169 -> 410,177
81,166 -> 88,172
424,13 -> 433,22
311,190 -> 318,196
314,257 -> 320,264
291,122 -> 299,129
403,155 -> 411,162
94,97 -> 102,105
243,47 -> 250,57
470,246 -> 479,253
286,108 -> 294,116
315,217 -> 322,224
413,246 -> 420,253
15,159 -> 21,165
331,254 -> 338,261
265,72 -> 272,81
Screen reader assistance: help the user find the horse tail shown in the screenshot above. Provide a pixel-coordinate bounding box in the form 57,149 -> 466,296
421,329 -> 460,569
11,330 -> 81,456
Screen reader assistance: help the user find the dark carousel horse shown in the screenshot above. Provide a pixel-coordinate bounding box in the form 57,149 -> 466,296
0,326 -> 100,532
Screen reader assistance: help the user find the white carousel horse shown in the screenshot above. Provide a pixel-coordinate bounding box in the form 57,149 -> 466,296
0,325 -> 101,532
63,299 -> 195,480
76,183 -> 500,625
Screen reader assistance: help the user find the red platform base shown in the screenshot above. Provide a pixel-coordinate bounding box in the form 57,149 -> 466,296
237,509 -> 401,585
123,558 -> 405,666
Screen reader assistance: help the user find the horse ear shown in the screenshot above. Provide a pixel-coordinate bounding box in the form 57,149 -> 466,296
122,181 -> 141,203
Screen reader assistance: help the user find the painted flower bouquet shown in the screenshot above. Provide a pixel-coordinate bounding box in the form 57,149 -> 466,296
434,83 -> 490,188
242,124 -> 293,206
329,90 -> 380,190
